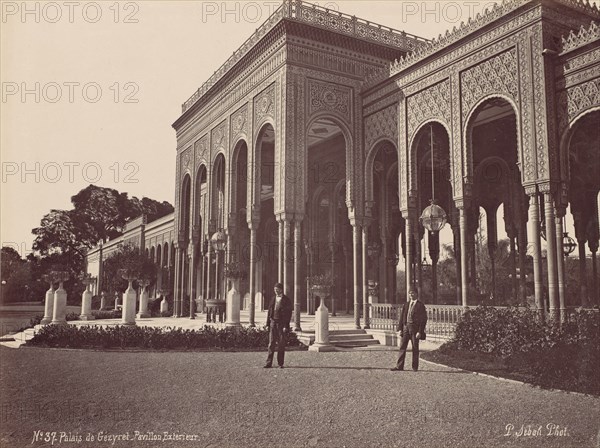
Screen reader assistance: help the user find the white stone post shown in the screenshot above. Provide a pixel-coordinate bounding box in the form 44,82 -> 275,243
79,275 -> 95,320
160,296 -> 168,314
122,279 -> 137,325
137,280 -> 150,318
41,275 -> 54,325
309,295 -> 335,352
51,271 -> 69,325
226,279 -> 241,328
99,291 -> 107,310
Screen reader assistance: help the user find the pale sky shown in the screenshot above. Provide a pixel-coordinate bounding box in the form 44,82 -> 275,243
0,0 -> 593,258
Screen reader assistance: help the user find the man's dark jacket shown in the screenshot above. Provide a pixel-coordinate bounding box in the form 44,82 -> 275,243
266,294 -> 293,329
399,300 -> 427,340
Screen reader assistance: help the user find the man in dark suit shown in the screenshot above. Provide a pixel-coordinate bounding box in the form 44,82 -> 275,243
264,283 -> 293,369
391,288 -> 427,371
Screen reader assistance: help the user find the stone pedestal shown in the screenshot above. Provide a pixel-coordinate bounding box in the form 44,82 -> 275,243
137,287 -> 150,318
226,280 -> 241,328
79,289 -> 94,320
51,286 -> 67,325
114,296 -> 122,310
308,301 -> 335,352
122,283 -> 136,325
41,287 -> 54,324
160,297 -> 168,314
99,292 -> 107,310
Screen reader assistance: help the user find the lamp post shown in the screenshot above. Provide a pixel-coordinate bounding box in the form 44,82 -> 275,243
419,124 -> 448,302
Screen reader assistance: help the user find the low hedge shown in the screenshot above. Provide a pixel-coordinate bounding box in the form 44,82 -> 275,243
27,325 -> 302,350
443,306 -> 600,395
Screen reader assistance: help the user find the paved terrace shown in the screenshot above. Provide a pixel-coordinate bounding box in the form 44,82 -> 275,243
1,310 -> 598,447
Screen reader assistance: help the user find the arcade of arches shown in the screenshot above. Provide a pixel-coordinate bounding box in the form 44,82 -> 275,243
87,0 -> 600,330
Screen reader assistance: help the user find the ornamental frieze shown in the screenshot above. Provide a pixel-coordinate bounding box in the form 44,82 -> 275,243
558,78 -> 600,132
194,135 -> 208,165
308,79 -> 351,122
460,48 -> 519,119
254,83 -> 276,127
364,105 -> 397,153
406,80 -> 450,140
181,147 -> 192,172
211,120 -> 227,152
230,104 -> 248,141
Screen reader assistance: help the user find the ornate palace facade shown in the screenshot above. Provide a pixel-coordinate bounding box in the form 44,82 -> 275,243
88,0 -> 600,330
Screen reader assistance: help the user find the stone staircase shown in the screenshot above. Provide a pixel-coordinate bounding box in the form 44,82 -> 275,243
298,329 -> 380,349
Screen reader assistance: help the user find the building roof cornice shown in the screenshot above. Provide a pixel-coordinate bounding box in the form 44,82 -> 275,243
178,0 -> 429,116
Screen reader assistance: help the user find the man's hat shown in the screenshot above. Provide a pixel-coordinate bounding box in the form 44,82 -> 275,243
274,282 -> 283,289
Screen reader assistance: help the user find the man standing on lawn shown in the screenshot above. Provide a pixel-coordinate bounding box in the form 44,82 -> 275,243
391,288 -> 427,372
264,282 -> 293,369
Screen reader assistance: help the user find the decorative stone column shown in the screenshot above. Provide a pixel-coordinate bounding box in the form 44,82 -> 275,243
555,203 -> 567,323
120,270 -> 137,326
51,270 -> 69,325
526,188 -> 544,321
457,203 -> 469,308
225,278 -> 241,328
173,244 -> 181,317
403,211 -> 414,300
293,219 -> 302,331
41,274 -> 54,325
79,273 -> 95,320
99,291 -> 107,310
248,221 -> 258,327
137,279 -> 150,318
351,221 -> 361,329
362,224 -> 370,329
309,288 -> 335,352
542,188 -> 559,321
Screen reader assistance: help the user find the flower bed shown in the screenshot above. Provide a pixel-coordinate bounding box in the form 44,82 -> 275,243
27,325 -> 304,351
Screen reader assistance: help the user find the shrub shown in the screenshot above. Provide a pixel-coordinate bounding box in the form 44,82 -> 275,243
92,310 -> 122,320
27,324 -> 302,350
449,306 -> 600,394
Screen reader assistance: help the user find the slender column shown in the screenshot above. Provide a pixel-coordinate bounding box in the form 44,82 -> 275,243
248,225 -> 257,326
404,214 -> 414,299
293,220 -> 302,331
178,248 -> 186,317
188,244 -> 196,319
459,207 -> 469,308
452,224 -> 461,305
381,236 -> 388,303
352,224 -> 361,329
278,220 -> 284,283
362,225 -> 369,329
543,192 -> 559,321
509,235 -> 517,303
577,239 -> 588,307
206,243 -> 212,304
555,212 -> 566,323
518,217 -> 528,304
527,192 -> 544,321
487,210 -> 497,303
214,248 -> 220,301
173,246 -> 181,317
198,247 -> 205,312
429,231 -> 440,304
591,248 -> 598,308
283,219 -> 292,297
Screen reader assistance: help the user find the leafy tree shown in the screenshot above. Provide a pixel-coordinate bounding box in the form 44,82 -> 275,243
30,185 -> 172,300
1,247 -> 32,303
102,244 -> 157,297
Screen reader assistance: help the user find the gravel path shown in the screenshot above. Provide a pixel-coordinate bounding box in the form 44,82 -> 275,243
0,346 -> 598,448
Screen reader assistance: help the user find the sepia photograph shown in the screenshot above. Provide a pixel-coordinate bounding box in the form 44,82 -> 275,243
1,0 -> 599,447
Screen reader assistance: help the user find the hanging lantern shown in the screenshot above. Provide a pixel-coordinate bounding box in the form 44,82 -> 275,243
562,232 -> 577,256
419,200 -> 448,233
210,230 -> 227,252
